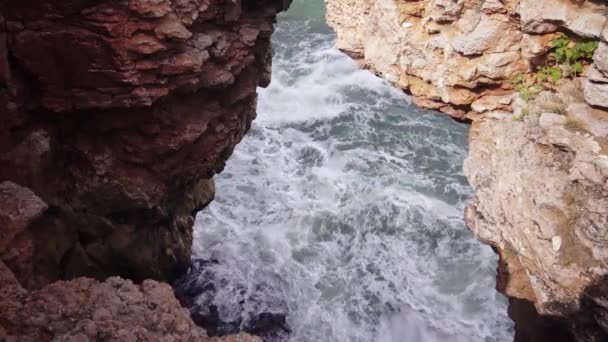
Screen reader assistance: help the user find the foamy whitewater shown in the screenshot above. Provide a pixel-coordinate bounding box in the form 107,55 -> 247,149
190,1 -> 514,341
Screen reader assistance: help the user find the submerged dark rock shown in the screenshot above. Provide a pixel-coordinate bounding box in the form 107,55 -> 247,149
175,259 -> 291,341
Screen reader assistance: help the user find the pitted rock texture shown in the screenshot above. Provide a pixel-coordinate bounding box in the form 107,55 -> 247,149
0,273 -> 208,341
0,262 -> 261,342
465,90 -> 608,341
585,30 -> 608,109
325,0 -> 607,120
0,0 -> 290,288
5,0 -> 284,112
0,0 -> 290,340
0,182 -> 261,340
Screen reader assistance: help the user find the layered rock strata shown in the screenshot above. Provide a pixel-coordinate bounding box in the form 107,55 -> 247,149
465,87 -> 608,341
586,34 -> 608,109
326,0 -> 608,340
326,0 -> 607,120
0,0 -> 290,339
0,0 -> 289,286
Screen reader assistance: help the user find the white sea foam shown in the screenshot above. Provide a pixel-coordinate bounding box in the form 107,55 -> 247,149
191,0 -> 513,341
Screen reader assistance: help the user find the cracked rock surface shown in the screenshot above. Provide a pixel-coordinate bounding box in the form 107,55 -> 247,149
0,0 -> 290,287
1,0 -> 290,340
325,0 -> 607,120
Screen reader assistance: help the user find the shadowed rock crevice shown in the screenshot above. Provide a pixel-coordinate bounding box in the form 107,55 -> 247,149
174,259 -> 291,340
500,263 -> 608,342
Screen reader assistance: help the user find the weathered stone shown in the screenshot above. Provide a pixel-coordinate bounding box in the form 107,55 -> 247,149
521,33 -> 555,59
154,15 -> 193,41
0,0 -> 291,287
585,80 -> 608,109
129,0 -> 173,19
326,0 -> 606,119
567,103 -> 608,137
0,271 -> 262,342
452,14 -> 521,55
327,0 -> 608,340
518,0 -> 606,37
593,42 -> 608,75
0,182 -> 47,253
589,65 -> 608,83
429,0 -> 465,23
0,0 -> 291,340
471,94 -> 513,113
465,94 -> 608,341
570,15 -> 607,39
481,0 -> 507,14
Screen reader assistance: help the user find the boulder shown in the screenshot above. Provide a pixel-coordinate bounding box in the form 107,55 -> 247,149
0,182 -> 47,253
452,14 -> 521,55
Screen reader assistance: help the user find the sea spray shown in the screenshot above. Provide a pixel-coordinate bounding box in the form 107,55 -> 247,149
183,0 -> 514,340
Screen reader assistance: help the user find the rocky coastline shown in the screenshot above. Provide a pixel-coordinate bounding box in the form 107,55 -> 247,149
325,0 -> 608,340
2,0 -> 608,340
0,0 -> 290,339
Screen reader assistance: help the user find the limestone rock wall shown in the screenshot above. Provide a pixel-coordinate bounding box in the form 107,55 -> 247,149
0,0 -> 290,339
325,0 -> 607,120
465,88 -> 608,341
326,0 -> 608,340
586,33 -> 608,108
0,0 -> 290,288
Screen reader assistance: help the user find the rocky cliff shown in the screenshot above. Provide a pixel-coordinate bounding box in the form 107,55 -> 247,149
0,0 -> 289,339
0,258 -> 261,341
326,0 -> 608,341
326,0 -> 607,120
465,87 -> 608,342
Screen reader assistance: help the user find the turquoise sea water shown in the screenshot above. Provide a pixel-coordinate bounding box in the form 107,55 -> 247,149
191,1 -> 513,341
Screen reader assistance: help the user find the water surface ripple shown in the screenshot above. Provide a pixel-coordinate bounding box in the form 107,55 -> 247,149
191,1 -> 513,341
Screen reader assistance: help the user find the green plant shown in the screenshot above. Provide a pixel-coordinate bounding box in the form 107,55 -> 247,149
509,73 -> 543,101
509,73 -> 525,88
538,35 -> 599,80
553,37 -> 597,64
536,66 -> 562,83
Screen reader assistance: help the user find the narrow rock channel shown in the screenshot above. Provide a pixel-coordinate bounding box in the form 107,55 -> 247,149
176,1 -> 513,341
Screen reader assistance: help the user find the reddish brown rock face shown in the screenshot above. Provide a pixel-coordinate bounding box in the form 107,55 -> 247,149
0,0 -> 291,288
0,262 -> 263,341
